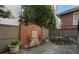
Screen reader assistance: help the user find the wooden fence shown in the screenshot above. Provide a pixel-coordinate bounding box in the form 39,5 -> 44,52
50,28 -> 78,44
0,24 -> 19,53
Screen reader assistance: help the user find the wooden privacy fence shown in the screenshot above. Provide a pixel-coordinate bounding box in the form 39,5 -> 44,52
50,28 -> 78,44
0,24 -> 19,53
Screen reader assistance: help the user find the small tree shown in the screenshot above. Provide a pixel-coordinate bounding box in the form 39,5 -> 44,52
22,5 -> 56,43
22,5 -> 56,29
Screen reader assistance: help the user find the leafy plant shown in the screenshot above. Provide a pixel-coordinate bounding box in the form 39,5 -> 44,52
10,41 -> 19,45
22,5 -> 56,29
0,5 -> 11,18
8,41 -> 20,48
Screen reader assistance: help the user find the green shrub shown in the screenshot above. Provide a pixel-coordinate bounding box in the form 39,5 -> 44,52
8,41 -> 20,48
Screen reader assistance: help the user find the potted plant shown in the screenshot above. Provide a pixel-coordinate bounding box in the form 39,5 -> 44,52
8,41 -> 20,53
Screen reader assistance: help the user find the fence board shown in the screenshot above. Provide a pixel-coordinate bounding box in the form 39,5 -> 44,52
0,25 -> 19,53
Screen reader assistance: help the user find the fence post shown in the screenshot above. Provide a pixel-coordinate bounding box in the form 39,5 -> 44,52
77,20 -> 79,53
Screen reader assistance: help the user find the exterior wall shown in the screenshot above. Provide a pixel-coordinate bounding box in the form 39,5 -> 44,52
0,25 -> 19,52
55,16 -> 61,29
42,27 -> 49,39
60,12 -> 77,29
73,11 -> 79,25
0,18 -> 19,26
5,5 -> 21,18
20,23 -> 43,48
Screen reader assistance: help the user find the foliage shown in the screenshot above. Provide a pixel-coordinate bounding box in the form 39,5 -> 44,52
22,5 -> 56,29
10,41 -> 19,45
0,5 -> 11,18
8,41 -> 20,48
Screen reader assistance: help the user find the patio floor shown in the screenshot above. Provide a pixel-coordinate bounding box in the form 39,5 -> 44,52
3,42 -> 78,54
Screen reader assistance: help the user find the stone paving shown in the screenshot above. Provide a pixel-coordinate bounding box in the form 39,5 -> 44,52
3,42 -> 78,54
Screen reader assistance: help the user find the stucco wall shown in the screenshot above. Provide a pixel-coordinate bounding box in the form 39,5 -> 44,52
5,5 -> 21,18
42,27 -> 49,39
0,18 -> 19,26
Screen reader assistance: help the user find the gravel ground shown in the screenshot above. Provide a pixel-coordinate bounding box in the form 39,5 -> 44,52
3,42 -> 78,54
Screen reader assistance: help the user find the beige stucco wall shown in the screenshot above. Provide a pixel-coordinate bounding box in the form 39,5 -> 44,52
42,27 -> 49,39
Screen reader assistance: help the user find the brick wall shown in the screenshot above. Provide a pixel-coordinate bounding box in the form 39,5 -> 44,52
20,23 -> 43,48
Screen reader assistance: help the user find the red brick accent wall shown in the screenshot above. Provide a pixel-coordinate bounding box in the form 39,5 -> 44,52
20,23 -> 43,48
60,12 -> 77,29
